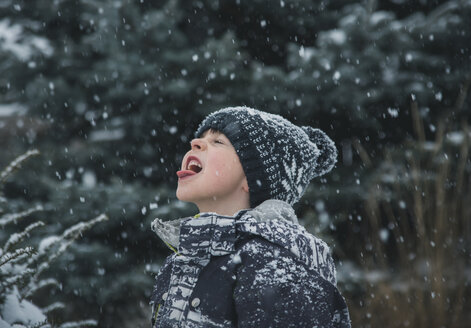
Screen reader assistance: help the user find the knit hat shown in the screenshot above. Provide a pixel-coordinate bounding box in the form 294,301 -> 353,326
195,106 -> 337,207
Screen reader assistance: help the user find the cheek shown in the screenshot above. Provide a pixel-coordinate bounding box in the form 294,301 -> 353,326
210,155 -> 238,177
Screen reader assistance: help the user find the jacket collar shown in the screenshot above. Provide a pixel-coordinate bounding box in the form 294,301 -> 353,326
151,200 -> 337,285
151,209 -> 248,257
151,199 -> 296,254
178,213 -> 239,258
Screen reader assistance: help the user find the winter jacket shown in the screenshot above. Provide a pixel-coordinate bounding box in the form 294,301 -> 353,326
150,199 -> 351,328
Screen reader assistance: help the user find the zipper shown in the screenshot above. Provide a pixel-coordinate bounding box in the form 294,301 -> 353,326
152,303 -> 161,327
164,241 -> 180,255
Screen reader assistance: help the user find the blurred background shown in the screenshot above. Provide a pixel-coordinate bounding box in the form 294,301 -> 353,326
1,0 -> 470,327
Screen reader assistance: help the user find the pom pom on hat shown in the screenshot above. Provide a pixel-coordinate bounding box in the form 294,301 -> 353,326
301,126 -> 338,179
195,106 -> 337,207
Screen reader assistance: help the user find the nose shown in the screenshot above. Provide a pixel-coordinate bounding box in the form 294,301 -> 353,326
190,138 -> 207,151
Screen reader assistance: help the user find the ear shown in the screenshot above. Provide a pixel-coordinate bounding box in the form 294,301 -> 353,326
242,177 -> 249,193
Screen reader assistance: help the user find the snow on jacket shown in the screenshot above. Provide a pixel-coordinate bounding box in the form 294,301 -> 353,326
150,199 -> 351,328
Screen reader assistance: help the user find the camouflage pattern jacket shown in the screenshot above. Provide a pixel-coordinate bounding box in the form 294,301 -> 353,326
150,199 -> 351,328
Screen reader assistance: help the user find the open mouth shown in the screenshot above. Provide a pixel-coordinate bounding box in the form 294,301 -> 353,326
186,158 -> 202,173
176,156 -> 203,179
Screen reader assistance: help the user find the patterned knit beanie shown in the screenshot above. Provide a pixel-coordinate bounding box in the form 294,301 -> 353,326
195,106 -> 338,207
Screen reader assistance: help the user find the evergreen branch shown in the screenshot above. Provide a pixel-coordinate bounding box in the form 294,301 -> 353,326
31,214 -> 108,279
41,301 -> 65,314
24,278 -> 60,298
0,205 -> 44,228
62,214 -> 109,240
28,320 -> 51,328
59,320 -> 98,328
37,236 -> 61,256
34,240 -> 74,279
0,247 -> 35,267
0,149 -> 40,184
424,1 -> 460,29
0,151 -> 105,325
2,268 -> 36,292
3,221 -> 45,253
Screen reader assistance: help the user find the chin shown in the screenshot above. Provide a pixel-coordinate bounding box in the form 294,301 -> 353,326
176,187 -> 194,203
175,188 -> 185,201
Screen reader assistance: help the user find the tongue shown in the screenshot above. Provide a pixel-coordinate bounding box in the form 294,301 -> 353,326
177,170 -> 197,178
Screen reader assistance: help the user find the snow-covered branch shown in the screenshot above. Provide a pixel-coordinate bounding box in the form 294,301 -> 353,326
58,320 -> 98,328
0,205 -> 44,228
3,221 -> 45,253
0,247 -> 35,267
0,151 -> 108,327
0,149 -> 40,183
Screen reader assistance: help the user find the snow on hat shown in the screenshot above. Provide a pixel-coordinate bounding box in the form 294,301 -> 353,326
195,106 -> 338,207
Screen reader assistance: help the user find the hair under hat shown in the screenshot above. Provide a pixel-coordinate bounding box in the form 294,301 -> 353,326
195,106 -> 337,207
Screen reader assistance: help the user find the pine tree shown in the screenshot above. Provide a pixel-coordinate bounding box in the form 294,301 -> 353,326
1,0 -> 470,325
0,151 -> 107,327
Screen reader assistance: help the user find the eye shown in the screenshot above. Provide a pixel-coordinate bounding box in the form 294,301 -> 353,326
214,139 -> 224,144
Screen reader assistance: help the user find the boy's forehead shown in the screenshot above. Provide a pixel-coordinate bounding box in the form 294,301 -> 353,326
201,129 -> 223,137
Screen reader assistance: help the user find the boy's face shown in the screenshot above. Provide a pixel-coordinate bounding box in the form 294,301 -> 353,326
176,129 -> 249,212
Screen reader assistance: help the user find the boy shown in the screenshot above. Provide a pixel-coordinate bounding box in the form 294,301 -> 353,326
150,106 -> 351,328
